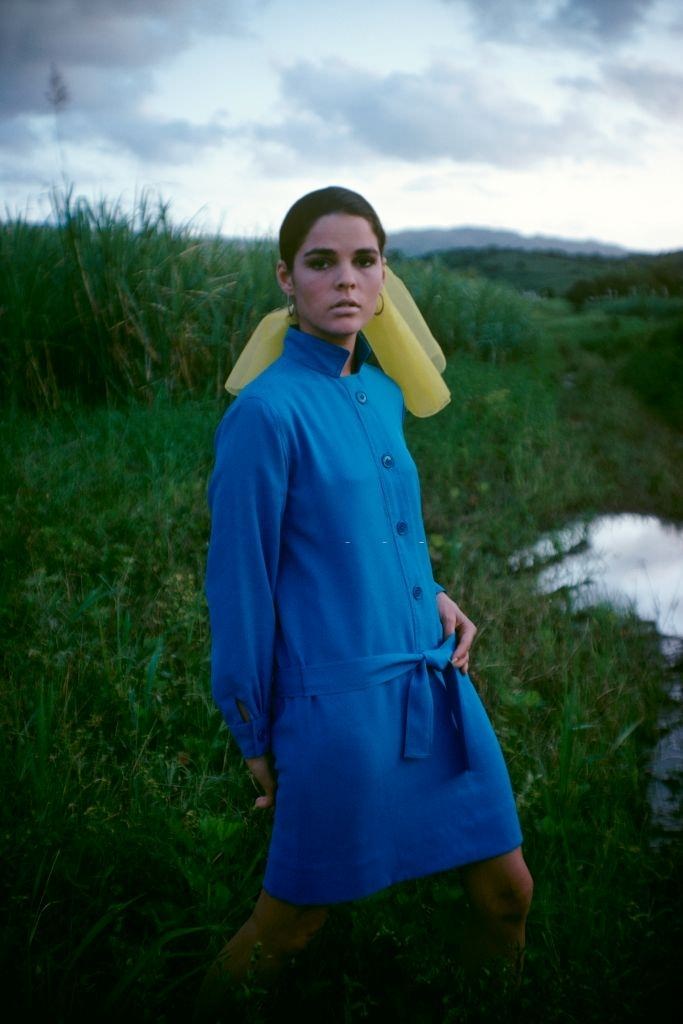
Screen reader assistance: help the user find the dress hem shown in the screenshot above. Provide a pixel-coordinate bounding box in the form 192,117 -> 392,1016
262,831 -> 523,907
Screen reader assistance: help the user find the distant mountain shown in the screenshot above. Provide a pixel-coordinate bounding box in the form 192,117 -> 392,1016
386,226 -> 629,258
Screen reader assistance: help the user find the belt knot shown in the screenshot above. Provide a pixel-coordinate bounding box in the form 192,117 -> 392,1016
403,635 -> 469,770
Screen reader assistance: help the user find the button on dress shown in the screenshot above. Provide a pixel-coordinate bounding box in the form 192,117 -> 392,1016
206,327 -> 522,905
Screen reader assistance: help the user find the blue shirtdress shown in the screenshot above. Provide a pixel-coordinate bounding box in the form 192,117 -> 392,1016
206,326 -> 522,905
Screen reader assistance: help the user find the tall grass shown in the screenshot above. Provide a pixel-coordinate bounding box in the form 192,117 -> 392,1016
1,198 -> 682,1020
1,194 -> 532,410
0,191 -> 282,407
392,255 -> 533,360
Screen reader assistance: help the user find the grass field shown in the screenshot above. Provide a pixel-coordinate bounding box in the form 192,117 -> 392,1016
1,197 -> 682,1021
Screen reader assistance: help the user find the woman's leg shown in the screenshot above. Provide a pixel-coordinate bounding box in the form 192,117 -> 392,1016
196,888 -> 328,1016
458,847 -> 533,975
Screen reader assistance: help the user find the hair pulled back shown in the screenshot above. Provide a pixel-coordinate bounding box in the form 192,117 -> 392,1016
278,186 -> 386,269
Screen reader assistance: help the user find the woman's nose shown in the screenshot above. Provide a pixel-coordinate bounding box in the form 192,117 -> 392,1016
334,260 -> 356,288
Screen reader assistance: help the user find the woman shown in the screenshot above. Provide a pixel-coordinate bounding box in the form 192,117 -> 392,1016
200,186 -> 532,1007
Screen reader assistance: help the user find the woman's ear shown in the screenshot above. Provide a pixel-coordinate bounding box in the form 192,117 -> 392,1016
276,260 -> 294,297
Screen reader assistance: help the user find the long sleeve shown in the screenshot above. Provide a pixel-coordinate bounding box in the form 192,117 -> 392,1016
401,402 -> 446,600
206,395 -> 289,758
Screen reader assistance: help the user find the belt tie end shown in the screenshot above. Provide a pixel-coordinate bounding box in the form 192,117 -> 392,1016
403,660 -> 434,758
403,639 -> 471,771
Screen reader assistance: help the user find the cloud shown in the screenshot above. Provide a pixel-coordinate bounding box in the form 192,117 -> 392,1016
602,63 -> 683,121
0,116 -> 44,157
103,115 -> 231,164
245,60 -> 617,171
0,0 -> 259,163
559,62 -> 683,123
0,0 -> 259,116
547,0 -> 657,41
446,0 -> 658,49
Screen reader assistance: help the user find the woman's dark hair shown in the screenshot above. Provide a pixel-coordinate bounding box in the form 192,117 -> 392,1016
279,186 -> 386,269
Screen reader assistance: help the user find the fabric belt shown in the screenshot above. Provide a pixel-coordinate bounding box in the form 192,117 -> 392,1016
275,634 -> 470,769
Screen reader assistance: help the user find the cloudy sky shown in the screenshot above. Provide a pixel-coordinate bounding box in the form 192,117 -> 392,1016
2,0 -> 682,251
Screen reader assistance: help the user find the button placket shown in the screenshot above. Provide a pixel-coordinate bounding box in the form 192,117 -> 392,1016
346,377 -> 420,645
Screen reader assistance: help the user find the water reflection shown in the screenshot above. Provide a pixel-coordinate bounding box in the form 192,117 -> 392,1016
512,514 -> 683,839
513,514 -> 683,636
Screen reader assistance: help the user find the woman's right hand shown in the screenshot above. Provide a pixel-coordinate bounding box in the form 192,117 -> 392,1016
245,755 -> 276,809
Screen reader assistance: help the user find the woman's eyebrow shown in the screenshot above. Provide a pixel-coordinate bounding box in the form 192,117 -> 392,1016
302,247 -> 336,257
302,246 -> 379,257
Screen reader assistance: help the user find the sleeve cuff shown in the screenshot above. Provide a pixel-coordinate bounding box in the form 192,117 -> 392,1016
226,713 -> 271,759
434,581 -> 446,596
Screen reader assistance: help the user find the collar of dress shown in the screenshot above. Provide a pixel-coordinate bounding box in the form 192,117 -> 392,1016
282,326 -> 372,378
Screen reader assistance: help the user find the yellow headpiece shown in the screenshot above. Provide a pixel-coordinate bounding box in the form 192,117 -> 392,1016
225,266 -> 450,417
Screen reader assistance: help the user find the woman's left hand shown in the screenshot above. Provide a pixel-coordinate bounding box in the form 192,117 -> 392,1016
436,591 -> 477,674
245,755 -> 277,810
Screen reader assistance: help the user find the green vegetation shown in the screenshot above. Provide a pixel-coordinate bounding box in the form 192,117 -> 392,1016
1,197 -> 682,1021
0,191 -> 282,408
565,252 -> 683,311
411,246 -> 622,297
411,246 -> 683,307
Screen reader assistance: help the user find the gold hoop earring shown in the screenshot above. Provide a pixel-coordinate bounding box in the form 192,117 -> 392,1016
287,295 -> 296,318
375,293 -> 384,317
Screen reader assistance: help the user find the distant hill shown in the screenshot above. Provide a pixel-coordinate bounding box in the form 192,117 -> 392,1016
386,226 -> 629,258
398,246 -> 683,299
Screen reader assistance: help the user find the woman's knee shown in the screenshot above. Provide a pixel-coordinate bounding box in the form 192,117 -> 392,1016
480,866 -> 533,924
462,851 -> 533,924
501,866 -> 533,921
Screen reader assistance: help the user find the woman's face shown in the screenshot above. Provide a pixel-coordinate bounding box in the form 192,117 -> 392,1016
277,213 -> 386,348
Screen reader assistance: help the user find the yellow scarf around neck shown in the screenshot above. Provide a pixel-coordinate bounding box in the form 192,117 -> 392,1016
225,266 -> 451,418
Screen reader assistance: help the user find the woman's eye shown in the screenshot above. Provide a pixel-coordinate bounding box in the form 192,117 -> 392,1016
306,257 -> 331,270
356,256 -> 378,268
